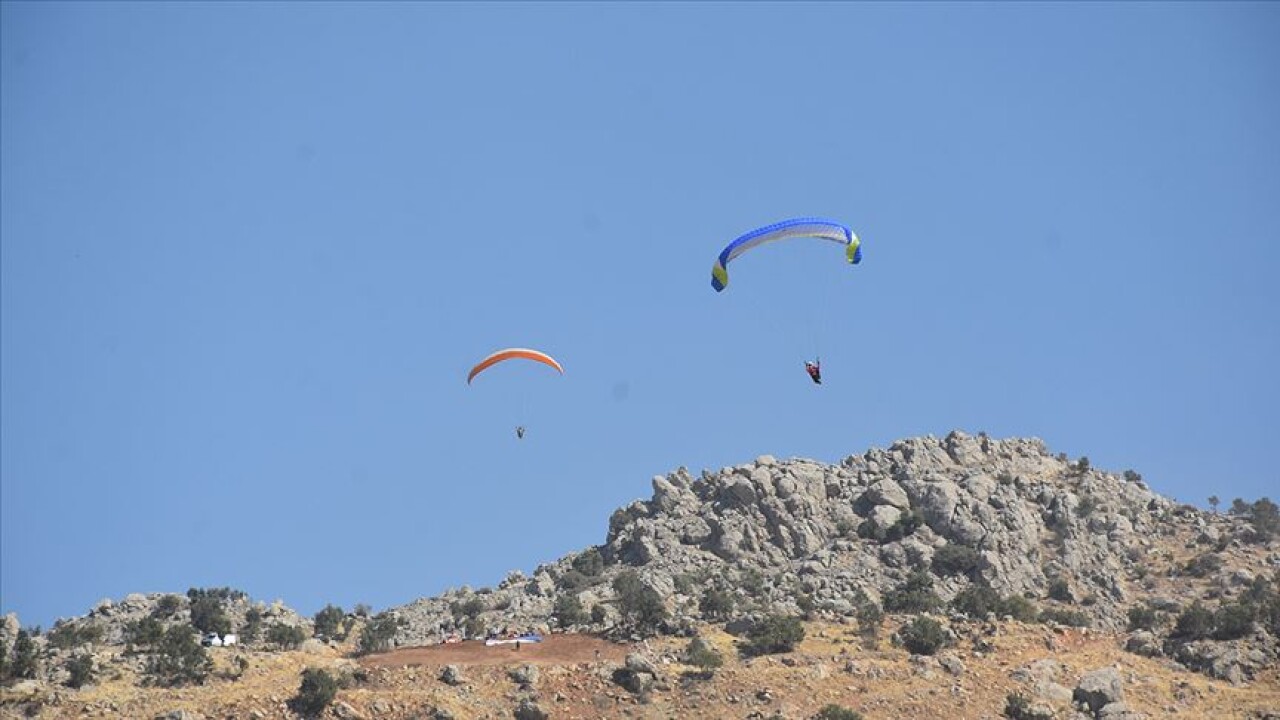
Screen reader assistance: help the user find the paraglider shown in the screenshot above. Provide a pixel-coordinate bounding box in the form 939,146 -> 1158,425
804,359 -> 822,385
711,218 -> 861,382
710,217 -> 861,293
467,348 -> 563,439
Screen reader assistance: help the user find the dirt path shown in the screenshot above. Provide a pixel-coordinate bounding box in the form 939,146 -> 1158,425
358,633 -> 633,668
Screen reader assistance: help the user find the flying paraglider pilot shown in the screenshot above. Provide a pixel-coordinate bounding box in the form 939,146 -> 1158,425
805,360 -> 822,385
516,426 -> 526,439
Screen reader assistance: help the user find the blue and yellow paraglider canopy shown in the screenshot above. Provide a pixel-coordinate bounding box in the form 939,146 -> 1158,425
711,217 -> 862,292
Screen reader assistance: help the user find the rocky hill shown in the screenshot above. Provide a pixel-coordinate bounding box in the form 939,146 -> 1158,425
3,432 -> 1278,719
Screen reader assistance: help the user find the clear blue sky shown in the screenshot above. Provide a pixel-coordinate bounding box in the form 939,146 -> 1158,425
3,2 -> 1277,628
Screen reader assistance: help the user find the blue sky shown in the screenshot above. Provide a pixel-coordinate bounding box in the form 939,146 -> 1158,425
3,2 -> 1277,628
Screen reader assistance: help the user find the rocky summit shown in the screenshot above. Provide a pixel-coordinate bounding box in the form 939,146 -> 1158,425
3,432 -> 1279,719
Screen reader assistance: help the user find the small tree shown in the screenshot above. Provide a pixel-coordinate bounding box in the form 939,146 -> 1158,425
932,544 -> 982,577
1127,605 -> 1161,632
699,587 -> 735,620
897,616 -> 948,655
10,629 -> 37,680
153,594 -> 184,618
357,614 -> 402,655
290,667 -> 338,717
1212,602 -> 1255,640
554,595 -> 587,627
853,589 -> 884,641
0,635 -> 9,681
1172,602 -> 1214,640
266,623 -> 307,650
1047,577 -> 1073,602
883,571 -> 941,614
1038,608 -> 1089,628
125,616 -> 164,651
683,637 -> 723,673
188,595 -> 231,637
590,604 -> 607,625
240,607 -> 263,646
741,614 -> 805,657
613,571 -> 668,634
1249,498 -> 1280,542
951,585 -> 1001,619
1208,495 -> 1220,514
313,605 -> 346,639
65,653 -> 95,689
571,547 -> 604,577
145,625 -> 212,687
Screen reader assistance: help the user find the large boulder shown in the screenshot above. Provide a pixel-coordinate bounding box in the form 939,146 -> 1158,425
1074,667 -> 1124,714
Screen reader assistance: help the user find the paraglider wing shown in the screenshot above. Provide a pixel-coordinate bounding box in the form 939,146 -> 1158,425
467,348 -> 564,384
711,217 -> 861,292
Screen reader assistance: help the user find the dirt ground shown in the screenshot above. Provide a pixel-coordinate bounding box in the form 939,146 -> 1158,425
359,633 -> 632,668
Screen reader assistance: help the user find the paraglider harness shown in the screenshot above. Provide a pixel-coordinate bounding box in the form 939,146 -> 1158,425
805,359 -> 822,385
516,426 -> 526,439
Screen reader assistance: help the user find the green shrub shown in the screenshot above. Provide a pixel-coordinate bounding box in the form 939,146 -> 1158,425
313,605 -> 346,639
9,629 -> 37,680
951,585 -> 1001,619
1184,553 -> 1225,578
1212,602 -> 1255,640
883,571 -> 941,614
240,608 -> 263,646
290,667 -> 338,716
1038,607 -> 1090,628
812,705 -> 864,720
450,596 -> 487,620
47,621 -> 103,650
590,604 -> 607,625
572,547 -> 605,576
356,614 -> 403,655
1246,498 -> 1280,542
932,544 -> 982,577
153,594 -> 184,618
188,595 -> 231,636
554,595 -> 587,626
684,637 -> 723,671
1172,602 -> 1214,640
0,636 -> 8,681
897,616 -> 948,655
1127,605 -> 1161,632
144,625 -> 212,687
557,570 -> 589,590
673,573 -> 696,595
125,617 -> 164,650
1000,594 -> 1039,622
65,653 -> 94,689
1004,692 -> 1053,720
741,614 -> 805,657
1075,495 -> 1098,516
1047,577 -> 1072,603
699,588 -> 735,620
266,623 -> 307,650
853,589 -> 884,639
